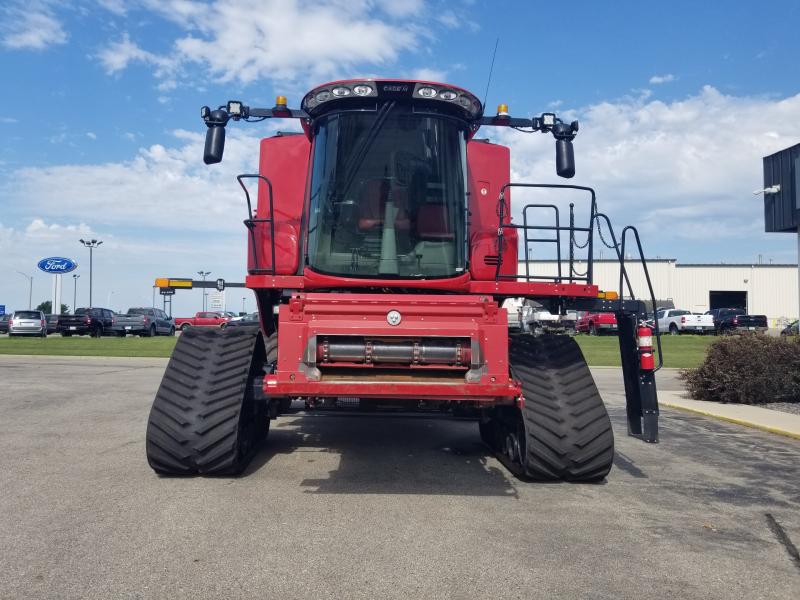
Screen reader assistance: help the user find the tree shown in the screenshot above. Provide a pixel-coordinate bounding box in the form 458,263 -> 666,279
35,301 -> 70,314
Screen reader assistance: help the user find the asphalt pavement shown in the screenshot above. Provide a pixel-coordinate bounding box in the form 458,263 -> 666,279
0,356 -> 798,599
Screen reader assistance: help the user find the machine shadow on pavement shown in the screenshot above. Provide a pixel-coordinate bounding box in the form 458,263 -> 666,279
244,409 -> 520,497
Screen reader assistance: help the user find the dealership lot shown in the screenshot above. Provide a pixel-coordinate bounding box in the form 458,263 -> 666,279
0,356 -> 798,599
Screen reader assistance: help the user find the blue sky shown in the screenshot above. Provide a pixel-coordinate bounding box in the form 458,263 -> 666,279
1,0 -> 799,314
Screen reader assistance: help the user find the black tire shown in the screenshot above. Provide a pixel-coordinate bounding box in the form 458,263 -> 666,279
589,322 -> 598,336
147,324 -> 156,337
169,326 -> 175,336
180,323 -> 191,332
669,323 -> 679,336
506,335 -> 614,481
145,327 -> 273,475
92,326 -> 103,338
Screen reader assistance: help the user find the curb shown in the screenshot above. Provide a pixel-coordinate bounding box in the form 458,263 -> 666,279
660,400 -> 800,441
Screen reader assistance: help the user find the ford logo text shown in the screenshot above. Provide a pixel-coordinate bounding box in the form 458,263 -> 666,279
37,257 -> 78,274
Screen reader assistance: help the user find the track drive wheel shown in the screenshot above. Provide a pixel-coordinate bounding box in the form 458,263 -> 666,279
145,327 -> 275,476
488,334 -> 614,482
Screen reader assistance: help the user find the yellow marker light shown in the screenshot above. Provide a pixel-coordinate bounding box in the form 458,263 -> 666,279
275,95 -> 288,108
497,103 -> 509,117
155,278 -> 170,288
598,291 -> 619,300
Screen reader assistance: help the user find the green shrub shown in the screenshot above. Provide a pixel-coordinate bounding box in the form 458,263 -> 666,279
680,336 -> 800,404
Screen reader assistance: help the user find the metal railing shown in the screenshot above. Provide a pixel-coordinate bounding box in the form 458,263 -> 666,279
237,174 -> 276,275
493,182 -> 662,370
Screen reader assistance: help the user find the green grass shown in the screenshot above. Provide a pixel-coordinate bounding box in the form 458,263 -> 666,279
0,332 -> 715,368
0,335 -> 178,357
575,334 -> 716,368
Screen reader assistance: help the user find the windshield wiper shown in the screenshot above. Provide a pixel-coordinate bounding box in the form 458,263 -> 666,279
338,100 -> 396,200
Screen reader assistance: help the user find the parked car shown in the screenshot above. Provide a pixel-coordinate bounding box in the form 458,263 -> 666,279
8,310 -> 47,337
58,307 -> 116,337
656,308 -> 715,335
0,314 -> 11,334
174,311 -> 230,331
225,312 -> 260,327
44,314 -> 60,334
780,320 -> 798,336
113,307 -> 175,337
575,312 -> 617,335
704,308 -> 768,335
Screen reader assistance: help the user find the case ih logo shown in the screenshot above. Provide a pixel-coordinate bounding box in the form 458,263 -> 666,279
37,257 -> 78,274
382,84 -> 409,93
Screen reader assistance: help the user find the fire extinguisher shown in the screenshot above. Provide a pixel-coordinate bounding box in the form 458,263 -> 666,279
637,326 -> 655,371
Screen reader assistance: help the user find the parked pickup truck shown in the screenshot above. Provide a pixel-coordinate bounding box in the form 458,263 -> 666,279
656,308 -> 715,335
705,308 -> 768,334
113,307 -> 175,337
575,312 -> 617,335
174,311 -> 230,331
58,307 -> 116,337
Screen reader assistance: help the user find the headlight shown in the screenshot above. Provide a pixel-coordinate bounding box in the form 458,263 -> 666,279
353,84 -> 373,96
417,87 -> 437,98
315,91 -> 332,102
439,90 -> 457,101
332,87 -> 350,97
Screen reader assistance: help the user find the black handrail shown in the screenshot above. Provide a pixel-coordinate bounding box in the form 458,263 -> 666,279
619,225 -> 663,371
237,174 -> 276,275
494,183 -> 597,284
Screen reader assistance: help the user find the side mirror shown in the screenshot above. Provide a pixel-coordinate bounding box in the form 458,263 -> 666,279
555,138 -> 575,178
204,125 -> 226,164
203,108 -> 229,165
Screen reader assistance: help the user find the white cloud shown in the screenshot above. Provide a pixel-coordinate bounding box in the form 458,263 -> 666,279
98,0 -> 421,85
649,73 -> 676,85
411,67 -> 447,82
96,0 -> 127,16
1,118 -> 19,124
1,2 -> 67,50
96,32 -> 175,75
5,127 -> 278,234
86,132 -> 97,140
495,86 -> 800,251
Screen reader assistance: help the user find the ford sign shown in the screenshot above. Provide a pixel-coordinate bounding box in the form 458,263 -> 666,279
37,257 -> 78,274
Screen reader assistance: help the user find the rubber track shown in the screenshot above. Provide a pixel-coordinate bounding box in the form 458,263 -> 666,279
509,335 -> 614,481
145,327 -> 263,475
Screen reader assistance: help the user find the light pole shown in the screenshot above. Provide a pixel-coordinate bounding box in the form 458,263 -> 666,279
16,271 -> 33,309
242,296 -> 246,314
79,239 -> 103,308
72,274 -> 80,313
197,270 -> 211,311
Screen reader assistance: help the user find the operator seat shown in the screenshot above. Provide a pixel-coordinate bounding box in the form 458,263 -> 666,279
357,179 -> 410,232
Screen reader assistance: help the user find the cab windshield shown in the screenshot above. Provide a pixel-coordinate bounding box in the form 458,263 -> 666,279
307,106 -> 467,278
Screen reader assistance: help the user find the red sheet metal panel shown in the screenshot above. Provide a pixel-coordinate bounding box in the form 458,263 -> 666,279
266,293 -> 520,402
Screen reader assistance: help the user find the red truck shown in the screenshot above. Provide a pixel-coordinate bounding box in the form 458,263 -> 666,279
174,311 -> 230,331
575,312 -> 618,335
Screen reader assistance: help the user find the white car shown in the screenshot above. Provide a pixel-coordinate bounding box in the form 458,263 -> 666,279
8,310 -> 47,337
656,308 -> 715,335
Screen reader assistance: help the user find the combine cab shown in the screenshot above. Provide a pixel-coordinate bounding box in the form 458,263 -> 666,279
145,80 -> 662,481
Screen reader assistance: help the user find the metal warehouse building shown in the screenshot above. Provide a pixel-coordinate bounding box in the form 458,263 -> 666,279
518,259 -> 799,326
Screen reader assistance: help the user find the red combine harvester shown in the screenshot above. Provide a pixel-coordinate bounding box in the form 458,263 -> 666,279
146,79 -> 662,481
